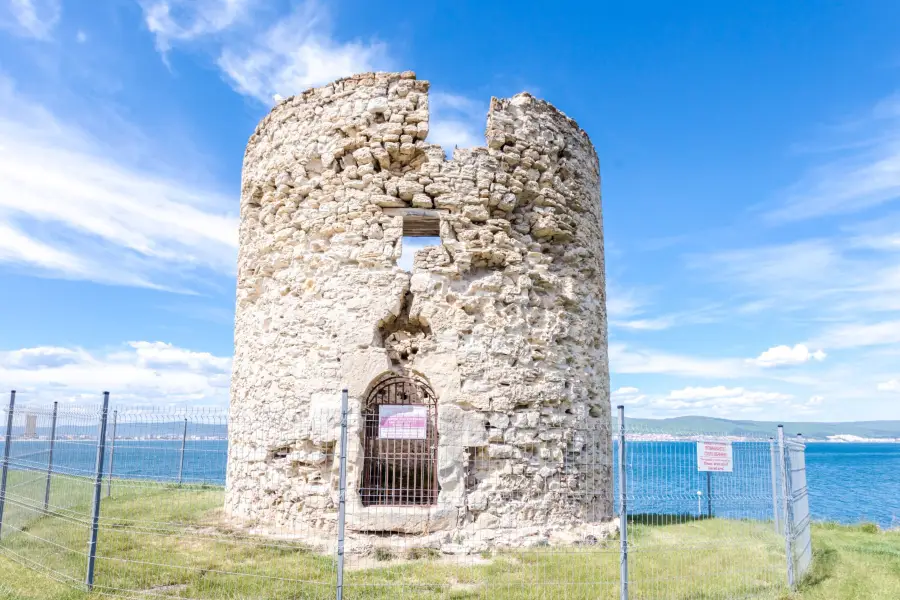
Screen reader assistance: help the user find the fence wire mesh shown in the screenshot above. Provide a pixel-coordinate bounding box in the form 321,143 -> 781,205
0,392 -> 812,599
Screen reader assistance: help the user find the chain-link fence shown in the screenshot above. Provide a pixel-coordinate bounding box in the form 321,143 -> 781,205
0,390 -> 811,599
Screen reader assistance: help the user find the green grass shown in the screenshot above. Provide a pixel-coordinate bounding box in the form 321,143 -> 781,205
0,471 -> 897,599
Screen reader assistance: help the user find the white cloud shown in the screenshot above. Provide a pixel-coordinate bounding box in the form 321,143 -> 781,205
609,343 -> 748,379
613,317 -> 675,331
611,386 -> 646,406
141,1 -> 485,157
696,240 -> 848,303
126,341 -> 231,373
429,120 -> 483,152
0,74 -> 237,289
1,0 -> 60,39
2,346 -> 88,369
613,386 -> 640,395
750,344 -> 826,368
655,385 -> 792,414
0,342 -> 231,407
694,231 -> 900,317
75,29 -> 86,43
0,221 -> 86,273
140,0 -> 252,52
877,380 -> 900,392
767,93 -> 900,222
216,1 -> 388,104
606,284 -> 647,320
427,92 -> 486,153
810,320 -> 900,350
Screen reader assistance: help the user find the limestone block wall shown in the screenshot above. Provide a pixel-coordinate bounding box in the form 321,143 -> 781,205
226,71 -> 611,544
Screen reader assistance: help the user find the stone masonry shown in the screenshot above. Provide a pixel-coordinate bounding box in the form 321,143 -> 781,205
225,71 -> 612,551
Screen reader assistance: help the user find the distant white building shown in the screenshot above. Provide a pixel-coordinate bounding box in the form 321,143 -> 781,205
24,414 -> 37,439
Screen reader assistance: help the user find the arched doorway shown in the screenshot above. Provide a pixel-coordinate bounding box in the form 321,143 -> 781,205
361,374 -> 439,506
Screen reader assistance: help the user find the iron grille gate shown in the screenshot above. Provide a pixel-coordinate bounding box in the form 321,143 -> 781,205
360,375 -> 439,506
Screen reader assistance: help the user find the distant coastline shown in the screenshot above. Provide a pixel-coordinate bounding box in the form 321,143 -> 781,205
626,433 -> 900,443
627,415 -> 900,442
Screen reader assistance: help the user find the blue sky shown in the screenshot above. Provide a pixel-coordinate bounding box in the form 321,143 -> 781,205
1,0 -> 899,419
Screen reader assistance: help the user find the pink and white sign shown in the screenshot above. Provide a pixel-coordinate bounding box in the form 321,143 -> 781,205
697,441 -> 733,472
378,405 -> 428,439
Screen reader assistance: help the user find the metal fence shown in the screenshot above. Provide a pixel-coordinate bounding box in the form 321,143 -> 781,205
0,390 -> 812,599
782,431 -> 812,587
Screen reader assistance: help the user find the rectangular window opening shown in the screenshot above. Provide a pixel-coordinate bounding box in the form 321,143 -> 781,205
399,235 -> 442,272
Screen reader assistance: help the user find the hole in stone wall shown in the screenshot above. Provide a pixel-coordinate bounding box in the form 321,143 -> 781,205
376,292 -> 433,366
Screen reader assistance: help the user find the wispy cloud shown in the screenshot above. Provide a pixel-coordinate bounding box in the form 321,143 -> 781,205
140,0 -> 252,53
1,0 -> 60,39
809,320 -> 900,350
768,93 -> 900,222
646,385 -> 792,416
0,221 -> 86,273
216,1 -> 388,104
695,239 -> 848,303
878,379 -> 900,392
0,342 -> 231,407
611,386 -> 646,406
140,0 -> 486,156
609,343 -> 749,379
428,91 -> 486,153
693,234 -> 900,317
0,74 -> 237,290
750,344 -> 826,368
606,283 -> 648,321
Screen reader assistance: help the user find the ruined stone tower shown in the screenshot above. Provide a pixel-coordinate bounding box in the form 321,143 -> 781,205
226,72 -> 612,548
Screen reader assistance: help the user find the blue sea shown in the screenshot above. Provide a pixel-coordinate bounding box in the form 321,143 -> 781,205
7,439 -> 900,528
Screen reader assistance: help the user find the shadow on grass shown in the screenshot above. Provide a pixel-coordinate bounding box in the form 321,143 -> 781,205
628,513 -> 713,526
798,546 -> 837,590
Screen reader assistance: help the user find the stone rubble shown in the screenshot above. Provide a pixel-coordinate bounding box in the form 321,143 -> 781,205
226,71 -> 612,552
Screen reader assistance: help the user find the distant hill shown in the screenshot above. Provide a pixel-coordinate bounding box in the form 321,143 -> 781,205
626,415 -> 900,440
10,414 -> 900,442
13,422 -> 228,439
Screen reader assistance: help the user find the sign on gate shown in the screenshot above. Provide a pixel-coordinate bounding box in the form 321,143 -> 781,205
378,405 -> 428,439
697,441 -> 733,472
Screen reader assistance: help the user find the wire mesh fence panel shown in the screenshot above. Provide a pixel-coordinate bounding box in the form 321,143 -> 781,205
621,420 -> 789,600
785,439 -> 812,583
0,398 -> 102,589
90,407 -> 337,599
0,393 -> 811,599
339,406 -> 620,600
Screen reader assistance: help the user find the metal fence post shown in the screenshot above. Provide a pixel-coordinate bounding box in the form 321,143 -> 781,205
44,401 -> 59,511
706,471 -> 712,518
770,437 -> 780,535
106,410 -> 117,498
336,389 -> 349,600
778,425 -> 795,589
618,404 -> 628,600
177,418 -> 188,486
86,392 -> 110,591
0,390 -> 15,541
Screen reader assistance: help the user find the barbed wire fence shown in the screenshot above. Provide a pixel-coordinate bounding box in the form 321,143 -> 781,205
0,389 -> 812,599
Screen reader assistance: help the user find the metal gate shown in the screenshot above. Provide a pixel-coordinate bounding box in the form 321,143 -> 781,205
360,375 -> 438,506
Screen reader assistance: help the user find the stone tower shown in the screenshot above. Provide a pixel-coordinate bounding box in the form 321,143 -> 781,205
226,72 -> 612,548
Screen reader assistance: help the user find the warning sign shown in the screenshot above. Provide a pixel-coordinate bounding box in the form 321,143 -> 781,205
697,441 -> 733,472
378,405 -> 428,440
